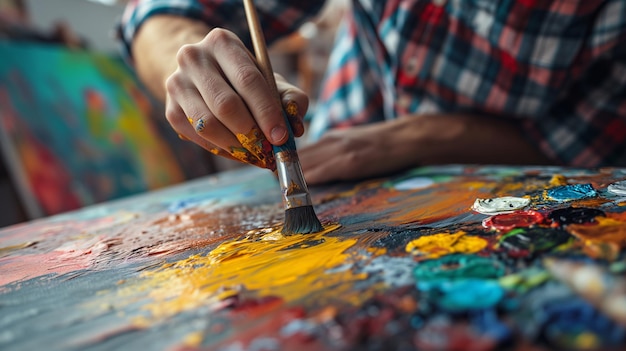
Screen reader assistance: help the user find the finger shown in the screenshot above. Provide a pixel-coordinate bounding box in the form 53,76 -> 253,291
164,95 -> 239,162
277,76 -> 308,137
178,34 -> 276,167
205,29 -> 289,145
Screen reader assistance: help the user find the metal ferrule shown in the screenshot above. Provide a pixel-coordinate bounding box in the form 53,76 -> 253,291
275,150 -> 313,209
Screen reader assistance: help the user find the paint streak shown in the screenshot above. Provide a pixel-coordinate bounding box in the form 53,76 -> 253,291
0,241 -> 36,257
405,231 -> 488,259
112,223 -> 371,322
393,177 -> 435,191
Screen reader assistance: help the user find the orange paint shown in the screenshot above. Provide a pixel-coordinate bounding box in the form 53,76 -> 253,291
568,217 -> 626,260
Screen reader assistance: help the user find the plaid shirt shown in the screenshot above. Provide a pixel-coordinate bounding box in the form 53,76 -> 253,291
121,0 -> 626,167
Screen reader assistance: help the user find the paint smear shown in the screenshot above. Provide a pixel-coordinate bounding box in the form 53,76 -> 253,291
568,217 -> 626,260
405,231 -> 488,259
393,177 -> 435,191
111,223 -> 373,323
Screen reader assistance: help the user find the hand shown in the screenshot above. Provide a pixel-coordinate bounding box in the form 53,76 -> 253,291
164,28 -> 308,170
299,113 -> 551,185
299,119 -> 424,185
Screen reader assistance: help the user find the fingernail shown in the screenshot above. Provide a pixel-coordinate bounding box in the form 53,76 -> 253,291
271,126 -> 287,143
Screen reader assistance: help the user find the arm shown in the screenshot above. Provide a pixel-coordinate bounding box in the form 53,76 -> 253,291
132,15 -> 210,102
299,113 -> 551,185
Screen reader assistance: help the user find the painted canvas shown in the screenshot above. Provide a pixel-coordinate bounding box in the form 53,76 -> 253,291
0,41 -> 185,219
1,164 -> 626,350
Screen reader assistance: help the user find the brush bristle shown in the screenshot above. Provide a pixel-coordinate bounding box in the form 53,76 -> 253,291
282,206 -> 323,234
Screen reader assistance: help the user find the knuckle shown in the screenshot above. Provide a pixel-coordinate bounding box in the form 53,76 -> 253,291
234,65 -> 263,90
212,91 -> 241,117
165,73 -> 183,96
176,44 -> 201,65
205,28 -> 234,47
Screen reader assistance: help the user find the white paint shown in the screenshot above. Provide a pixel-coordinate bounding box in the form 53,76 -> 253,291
394,177 -> 435,191
608,180 -> 626,196
471,196 -> 530,214
361,256 -> 416,287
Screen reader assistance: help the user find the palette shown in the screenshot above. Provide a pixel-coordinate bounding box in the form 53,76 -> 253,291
1,165 -> 626,350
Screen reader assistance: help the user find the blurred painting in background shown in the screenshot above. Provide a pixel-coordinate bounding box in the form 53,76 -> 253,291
0,41 -> 187,218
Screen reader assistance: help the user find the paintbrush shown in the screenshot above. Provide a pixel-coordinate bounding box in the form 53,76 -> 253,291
544,258 -> 626,326
243,0 -> 323,234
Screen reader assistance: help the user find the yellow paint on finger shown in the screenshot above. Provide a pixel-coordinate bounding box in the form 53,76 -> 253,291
235,128 -> 275,170
405,231 -> 488,259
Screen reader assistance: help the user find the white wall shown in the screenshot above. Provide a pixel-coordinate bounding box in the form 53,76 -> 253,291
26,0 -> 127,54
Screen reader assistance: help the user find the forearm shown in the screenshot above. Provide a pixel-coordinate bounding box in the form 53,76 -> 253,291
398,113 -> 552,166
132,15 -> 212,101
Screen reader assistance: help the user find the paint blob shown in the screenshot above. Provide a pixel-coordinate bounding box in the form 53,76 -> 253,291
546,184 -> 597,202
413,254 -> 506,287
423,279 -> 505,312
607,180 -> 626,196
498,227 -> 572,256
548,207 -> 605,225
482,210 -> 545,232
471,196 -> 530,215
405,231 -> 488,259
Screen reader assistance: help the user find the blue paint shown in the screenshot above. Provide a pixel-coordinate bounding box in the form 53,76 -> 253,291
418,279 -> 505,312
542,298 -> 626,349
546,184 -> 597,202
469,309 -> 512,344
414,254 -> 506,289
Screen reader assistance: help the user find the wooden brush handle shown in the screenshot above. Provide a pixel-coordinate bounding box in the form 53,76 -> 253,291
243,0 -> 297,154
243,0 -> 280,103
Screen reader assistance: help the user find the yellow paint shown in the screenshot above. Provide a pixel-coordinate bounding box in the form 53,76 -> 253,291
405,231 -> 488,259
235,128 -> 274,169
114,223 -> 370,322
0,241 -> 35,256
182,331 -> 204,347
285,100 -> 299,117
549,174 -> 568,186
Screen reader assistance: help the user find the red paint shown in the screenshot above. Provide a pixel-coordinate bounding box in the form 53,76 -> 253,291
483,210 -> 545,232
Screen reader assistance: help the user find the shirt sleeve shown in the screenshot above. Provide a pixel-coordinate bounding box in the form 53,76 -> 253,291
118,0 -> 325,62
523,0 -> 626,167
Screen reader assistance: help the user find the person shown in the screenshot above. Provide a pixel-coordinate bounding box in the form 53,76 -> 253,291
119,0 -> 626,185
